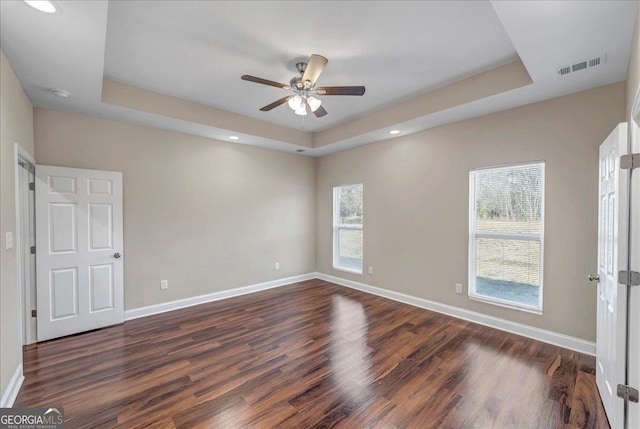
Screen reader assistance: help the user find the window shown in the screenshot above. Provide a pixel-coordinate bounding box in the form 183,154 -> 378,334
469,162 -> 544,312
333,184 -> 363,274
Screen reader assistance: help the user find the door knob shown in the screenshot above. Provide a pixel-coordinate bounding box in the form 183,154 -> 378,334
114,252 -> 121,259
588,274 -> 600,282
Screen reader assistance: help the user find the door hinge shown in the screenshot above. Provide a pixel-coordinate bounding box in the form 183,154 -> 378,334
618,270 -> 640,286
620,153 -> 640,170
29,182 -> 35,191
31,309 -> 36,318
617,384 -> 639,403
30,246 -> 36,255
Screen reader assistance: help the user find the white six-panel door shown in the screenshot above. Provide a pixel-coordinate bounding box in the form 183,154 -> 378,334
596,123 -> 628,429
35,165 -> 123,341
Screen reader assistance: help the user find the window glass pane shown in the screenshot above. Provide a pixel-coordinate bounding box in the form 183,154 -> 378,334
475,238 -> 540,307
475,164 -> 543,234
334,184 -> 363,273
337,229 -> 362,271
339,184 -> 363,226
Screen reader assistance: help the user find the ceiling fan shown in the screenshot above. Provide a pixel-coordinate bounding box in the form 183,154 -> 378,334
241,54 -> 365,118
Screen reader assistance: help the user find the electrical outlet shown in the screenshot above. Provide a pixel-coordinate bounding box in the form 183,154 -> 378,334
275,262 -> 280,270
160,280 -> 168,290
368,266 -> 373,275
455,283 -> 463,294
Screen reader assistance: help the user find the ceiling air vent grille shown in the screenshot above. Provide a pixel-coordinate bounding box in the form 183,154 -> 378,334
557,54 -> 606,76
559,66 -> 571,75
572,61 -> 587,72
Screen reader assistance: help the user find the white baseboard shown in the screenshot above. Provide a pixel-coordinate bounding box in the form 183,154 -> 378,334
316,273 -> 596,356
1,364 -> 24,408
124,273 -> 317,321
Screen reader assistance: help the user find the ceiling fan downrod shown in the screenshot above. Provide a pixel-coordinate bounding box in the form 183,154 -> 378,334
291,62 -> 312,92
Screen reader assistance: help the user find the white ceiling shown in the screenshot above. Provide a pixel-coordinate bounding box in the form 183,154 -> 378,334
104,1 -> 518,132
0,1 -> 637,156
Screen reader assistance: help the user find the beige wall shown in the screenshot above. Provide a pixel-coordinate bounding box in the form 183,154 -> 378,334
316,82 -> 626,342
0,51 -> 34,399
628,1 -> 640,118
34,109 -> 316,310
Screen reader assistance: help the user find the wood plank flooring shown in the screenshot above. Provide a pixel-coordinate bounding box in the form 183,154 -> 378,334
15,279 -> 609,428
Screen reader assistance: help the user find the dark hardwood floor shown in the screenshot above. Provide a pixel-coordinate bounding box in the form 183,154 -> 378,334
15,279 -> 609,428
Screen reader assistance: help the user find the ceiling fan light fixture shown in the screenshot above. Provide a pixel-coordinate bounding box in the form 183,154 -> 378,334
294,103 -> 307,116
288,94 -> 303,111
307,96 -> 322,112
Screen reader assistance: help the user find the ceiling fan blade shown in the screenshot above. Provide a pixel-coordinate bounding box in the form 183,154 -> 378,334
313,105 -> 328,117
302,54 -> 328,86
259,96 -> 293,111
242,75 -> 290,89
316,86 -> 366,96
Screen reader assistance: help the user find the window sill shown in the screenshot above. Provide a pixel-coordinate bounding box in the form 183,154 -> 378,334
468,293 -> 543,315
333,265 -> 363,275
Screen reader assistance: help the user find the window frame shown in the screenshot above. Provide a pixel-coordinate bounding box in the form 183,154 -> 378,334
333,183 -> 364,275
468,161 -> 545,314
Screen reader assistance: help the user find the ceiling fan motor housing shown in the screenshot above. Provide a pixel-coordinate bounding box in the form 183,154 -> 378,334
290,76 -> 313,92
292,62 -> 314,90
290,76 -> 303,90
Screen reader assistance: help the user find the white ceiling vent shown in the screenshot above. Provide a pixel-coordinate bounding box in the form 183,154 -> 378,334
557,54 -> 606,76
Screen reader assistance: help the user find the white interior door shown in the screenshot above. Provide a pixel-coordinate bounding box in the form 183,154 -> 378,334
596,123 -> 628,429
35,165 -> 123,341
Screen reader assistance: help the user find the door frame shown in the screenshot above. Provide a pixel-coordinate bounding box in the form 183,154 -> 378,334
625,86 -> 640,429
14,143 -> 36,345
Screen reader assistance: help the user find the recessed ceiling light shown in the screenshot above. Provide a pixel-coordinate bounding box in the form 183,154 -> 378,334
389,130 -> 400,135
229,136 -> 239,140
49,89 -> 69,98
24,0 -> 58,14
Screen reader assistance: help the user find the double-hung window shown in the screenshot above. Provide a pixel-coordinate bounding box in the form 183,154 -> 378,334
333,184 -> 363,274
469,162 -> 544,312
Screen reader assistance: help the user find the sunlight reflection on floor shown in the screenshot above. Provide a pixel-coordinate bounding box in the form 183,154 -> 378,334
460,341 -> 547,427
330,295 -> 373,406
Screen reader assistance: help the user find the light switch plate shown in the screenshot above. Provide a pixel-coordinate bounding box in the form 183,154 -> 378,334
5,232 -> 13,250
